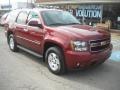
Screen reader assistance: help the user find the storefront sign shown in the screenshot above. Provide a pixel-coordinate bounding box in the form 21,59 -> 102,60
68,5 -> 102,19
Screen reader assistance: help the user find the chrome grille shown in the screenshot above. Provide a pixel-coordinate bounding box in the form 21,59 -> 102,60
89,38 -> 110,52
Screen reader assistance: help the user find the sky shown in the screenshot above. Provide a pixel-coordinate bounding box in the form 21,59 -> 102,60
0,0 -> 34,4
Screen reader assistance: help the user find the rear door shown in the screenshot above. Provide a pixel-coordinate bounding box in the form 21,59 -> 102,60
15,11 -> 31,48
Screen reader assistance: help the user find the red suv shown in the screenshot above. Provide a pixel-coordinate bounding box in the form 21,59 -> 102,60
5,8 -> 112,74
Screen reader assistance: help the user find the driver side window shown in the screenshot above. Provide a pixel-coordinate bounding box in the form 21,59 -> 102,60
27,11 -> 42,28
27,11 -> 39,21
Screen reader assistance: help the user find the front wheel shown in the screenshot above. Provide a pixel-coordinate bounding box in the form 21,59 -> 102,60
45,47 -> 66,75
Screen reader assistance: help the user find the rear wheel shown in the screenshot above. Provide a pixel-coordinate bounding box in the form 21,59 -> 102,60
45,47 -> 66,75
8,34 -> 18,52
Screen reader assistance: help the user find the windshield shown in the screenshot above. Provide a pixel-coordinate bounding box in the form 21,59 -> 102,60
41,10 -> 81,26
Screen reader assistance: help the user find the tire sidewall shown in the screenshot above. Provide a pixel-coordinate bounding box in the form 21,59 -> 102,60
45,47 -> 65,75
8,34 -> 17,52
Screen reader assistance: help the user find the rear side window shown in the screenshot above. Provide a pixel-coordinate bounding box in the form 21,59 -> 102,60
6,10 -> 19,23
16,11 -> 28,25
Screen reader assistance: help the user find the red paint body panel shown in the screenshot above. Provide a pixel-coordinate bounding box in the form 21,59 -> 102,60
65,44 -> 112,69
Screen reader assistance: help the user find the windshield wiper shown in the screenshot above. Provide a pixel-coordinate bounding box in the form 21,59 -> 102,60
66,23 -> 80,25
48,22 -> 81,26
48,23 -> 65,26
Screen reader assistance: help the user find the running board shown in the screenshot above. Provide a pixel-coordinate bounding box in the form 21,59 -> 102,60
17,45 -> 43,58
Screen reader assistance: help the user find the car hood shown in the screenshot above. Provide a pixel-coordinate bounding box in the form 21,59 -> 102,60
51,25 -> 110,40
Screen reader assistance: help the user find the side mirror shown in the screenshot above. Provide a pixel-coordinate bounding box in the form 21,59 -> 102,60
28,18 -> 43,29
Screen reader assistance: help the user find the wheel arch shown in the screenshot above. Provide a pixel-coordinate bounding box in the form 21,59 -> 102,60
43,41 -> 65,62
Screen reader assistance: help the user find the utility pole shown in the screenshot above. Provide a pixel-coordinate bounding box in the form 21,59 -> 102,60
9,0 -> 10,10
100,4 -> 103,23
27,0 -> 28,8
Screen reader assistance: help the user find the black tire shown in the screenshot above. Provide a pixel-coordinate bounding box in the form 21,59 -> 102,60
8,34 -> 18,52
45,47 -> 66,75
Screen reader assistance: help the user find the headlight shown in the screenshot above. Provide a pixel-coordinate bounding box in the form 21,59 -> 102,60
71,41 -> 88,51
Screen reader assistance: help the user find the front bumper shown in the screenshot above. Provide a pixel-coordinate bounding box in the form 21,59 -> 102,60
65,44 -> 112,70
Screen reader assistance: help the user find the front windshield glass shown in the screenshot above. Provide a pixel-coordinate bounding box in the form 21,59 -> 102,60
41,10 -> 81,26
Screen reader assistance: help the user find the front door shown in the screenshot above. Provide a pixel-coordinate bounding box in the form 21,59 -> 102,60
25,11 -> 44,54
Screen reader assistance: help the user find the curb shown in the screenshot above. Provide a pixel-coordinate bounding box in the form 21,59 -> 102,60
110,29 -> 120,33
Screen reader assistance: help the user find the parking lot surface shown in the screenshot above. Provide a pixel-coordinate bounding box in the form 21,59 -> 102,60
0,27 -> 120,90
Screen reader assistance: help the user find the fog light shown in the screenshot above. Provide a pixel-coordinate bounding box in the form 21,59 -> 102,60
77,62 -> 80,67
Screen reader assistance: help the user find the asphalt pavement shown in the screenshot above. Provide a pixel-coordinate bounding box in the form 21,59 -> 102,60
0,27 -> 120,90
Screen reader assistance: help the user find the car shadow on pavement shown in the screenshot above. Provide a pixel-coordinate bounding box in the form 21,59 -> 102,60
14,49 -> 120,90
61,60 -> 120,90
16,49 -> 47,67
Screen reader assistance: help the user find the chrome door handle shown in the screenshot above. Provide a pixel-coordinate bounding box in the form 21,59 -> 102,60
23,28 -> 28,32
30,32 -> 35,34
